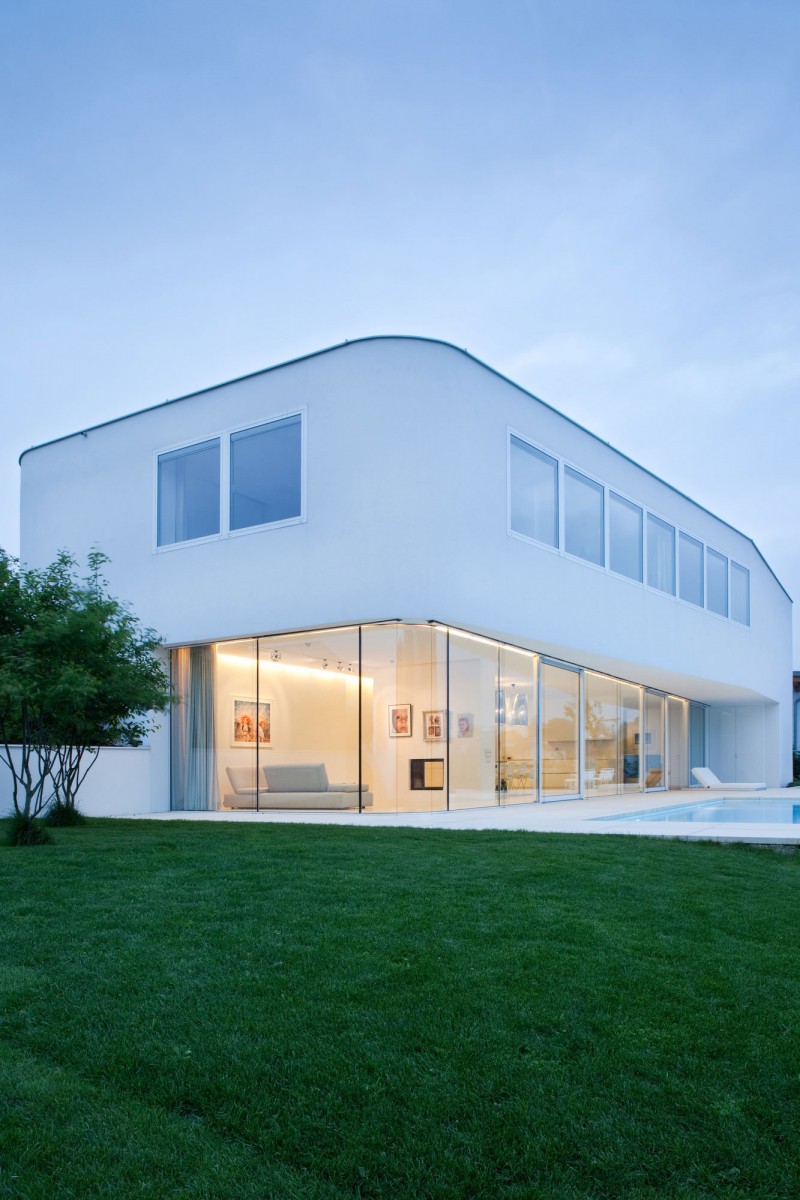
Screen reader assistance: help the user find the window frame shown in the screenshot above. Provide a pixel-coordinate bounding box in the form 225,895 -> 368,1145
563,464 -> 605,567
645,513 -> 676,596
507,430 -> 560,551
608,490 -> 644,583
730,561 -> 751,626
678,531 -> 705,608
228,410 -> 307,538
154,435 -> 223,551
504,428 -> 754,630
154,408 -> 307,553
706,547 -> 729,618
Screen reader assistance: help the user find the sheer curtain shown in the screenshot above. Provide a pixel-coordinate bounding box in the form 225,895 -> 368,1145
171,645 -> 218,810
647,516 -> 675,595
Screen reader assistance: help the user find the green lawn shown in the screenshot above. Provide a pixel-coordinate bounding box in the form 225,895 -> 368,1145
1,821 -> 799,1200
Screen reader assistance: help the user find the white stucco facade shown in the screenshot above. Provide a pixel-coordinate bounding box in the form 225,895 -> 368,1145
18,336 -> 793,810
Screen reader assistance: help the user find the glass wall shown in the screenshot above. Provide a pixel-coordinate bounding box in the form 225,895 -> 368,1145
689,703 -> 707,784
361,623 -> 448,813
668,697 -> 688,788
584,673 -> 642,795
255,628 -> 360,811
644,691 -> 667,789
448,631 -> 502,810
541,663 -> 580,799
171,638 -> 256,811
170,623 -> 695,811
498,646 -> 538,804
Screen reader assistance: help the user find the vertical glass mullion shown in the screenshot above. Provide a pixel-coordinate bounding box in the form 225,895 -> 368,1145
255,637 -> 260,811
445,630 -> 451,811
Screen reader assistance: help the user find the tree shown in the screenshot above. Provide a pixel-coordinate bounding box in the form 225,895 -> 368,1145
0,550 -> 172,844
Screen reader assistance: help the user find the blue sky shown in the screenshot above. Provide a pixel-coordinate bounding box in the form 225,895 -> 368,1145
2,1 -> 798,652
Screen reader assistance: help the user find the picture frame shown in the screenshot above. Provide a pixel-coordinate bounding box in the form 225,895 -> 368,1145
456,713 -> 474,738
423,709 -> 448,742
232,697 -> 271,747
388,703 -> 412,738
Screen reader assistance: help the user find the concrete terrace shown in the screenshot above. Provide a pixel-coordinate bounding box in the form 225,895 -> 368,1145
135,787 -> 800,846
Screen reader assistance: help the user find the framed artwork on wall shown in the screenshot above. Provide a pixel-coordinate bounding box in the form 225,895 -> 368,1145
388,703 -> 412,737
457,713 -> 474,738
423,710 -> 448,742
232,697 -> 271,747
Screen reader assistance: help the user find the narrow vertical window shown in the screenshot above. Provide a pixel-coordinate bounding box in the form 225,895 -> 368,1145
678,533 -> 704,607
509,436 -> 558,548
730,562 -> 750,625
564,467 -> 604,566
707,549 -> 728,617
646,515 -> 675,595
157,439 -> 220,546
230,414 -> 303,531
609,492 -> 643,581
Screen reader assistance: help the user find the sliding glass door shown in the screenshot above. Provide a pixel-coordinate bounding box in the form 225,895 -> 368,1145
541,662 -> 580,799
644,691 -> 667,789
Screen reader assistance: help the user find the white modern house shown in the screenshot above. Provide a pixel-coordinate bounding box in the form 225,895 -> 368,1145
16,336 -> 793,814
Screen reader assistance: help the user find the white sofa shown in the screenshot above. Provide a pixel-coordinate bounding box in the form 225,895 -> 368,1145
224,763 -> 373,810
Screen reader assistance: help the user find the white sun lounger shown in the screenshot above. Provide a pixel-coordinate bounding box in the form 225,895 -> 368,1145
692,767 -> 766,791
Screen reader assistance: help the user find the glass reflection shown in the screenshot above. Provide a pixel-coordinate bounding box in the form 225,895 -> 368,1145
541,663 -> 580,798
498,647 -> 538,804
584,673 -> 642,796
448,632 -> 501,810
644,692 -> 666,788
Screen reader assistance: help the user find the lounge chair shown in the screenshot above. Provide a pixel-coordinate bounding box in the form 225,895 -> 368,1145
691,767 -> 766,791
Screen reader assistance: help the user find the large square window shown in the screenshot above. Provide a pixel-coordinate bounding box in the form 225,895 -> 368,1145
707,549 -> 728,617
564,467 -> 604,566
609,492 -> 642,581
679,533 -> 704,607
157,438 -> 220,546
647,515 -> 676,595
230,414 -> 303,531
509,436 -> 558,548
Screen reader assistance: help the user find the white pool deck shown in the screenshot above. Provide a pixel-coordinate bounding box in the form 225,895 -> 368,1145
138,787 -> 800,845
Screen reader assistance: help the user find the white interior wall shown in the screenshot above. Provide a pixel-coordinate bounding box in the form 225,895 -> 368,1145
214,652 -> 360,802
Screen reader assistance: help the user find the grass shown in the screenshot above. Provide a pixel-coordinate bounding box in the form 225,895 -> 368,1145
1,821 -> 799,1199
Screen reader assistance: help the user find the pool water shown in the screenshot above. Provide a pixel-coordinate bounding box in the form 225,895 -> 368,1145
595,797 -> 800,824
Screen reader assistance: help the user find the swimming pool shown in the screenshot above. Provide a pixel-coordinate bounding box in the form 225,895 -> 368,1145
594,797 -> 800,824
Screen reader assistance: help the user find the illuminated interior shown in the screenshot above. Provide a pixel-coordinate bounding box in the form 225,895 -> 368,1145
169,621 -> 705,812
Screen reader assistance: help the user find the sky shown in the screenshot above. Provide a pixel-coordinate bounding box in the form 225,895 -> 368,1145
2,0 -> 798,654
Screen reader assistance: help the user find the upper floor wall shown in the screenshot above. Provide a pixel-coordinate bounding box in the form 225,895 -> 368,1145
20,336 -> 791,708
